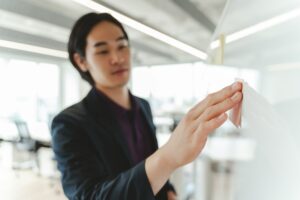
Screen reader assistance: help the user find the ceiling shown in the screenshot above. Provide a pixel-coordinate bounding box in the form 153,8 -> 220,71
208,0 -> 300,69
1,0 -> 300,70
0,0 -> 226,66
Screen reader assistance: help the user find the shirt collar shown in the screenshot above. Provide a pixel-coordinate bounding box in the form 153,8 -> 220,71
92,87 -> 139,115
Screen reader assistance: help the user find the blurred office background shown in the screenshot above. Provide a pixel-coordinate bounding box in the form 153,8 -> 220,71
0,0 -> 300,199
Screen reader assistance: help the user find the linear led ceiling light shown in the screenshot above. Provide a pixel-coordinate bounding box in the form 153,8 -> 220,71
71,0 -> 207,60
210,7 -> 300,49
0,39 -> 68,58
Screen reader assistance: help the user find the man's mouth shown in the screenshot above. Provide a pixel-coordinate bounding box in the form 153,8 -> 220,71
112,68 -> 128,75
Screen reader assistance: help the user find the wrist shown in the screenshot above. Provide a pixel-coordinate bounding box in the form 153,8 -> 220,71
159,142 -> 179,171
145,144 -> 177,195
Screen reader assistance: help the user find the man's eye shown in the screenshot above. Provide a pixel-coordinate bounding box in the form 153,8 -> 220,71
97,50 -> 108,55
118,45 -> 127,50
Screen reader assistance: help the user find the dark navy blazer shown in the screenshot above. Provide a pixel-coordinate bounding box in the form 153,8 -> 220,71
51,89 -> 174,200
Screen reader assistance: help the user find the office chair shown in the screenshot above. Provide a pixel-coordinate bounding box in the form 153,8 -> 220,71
12,120 -> 38,172
14,120 -> 53,173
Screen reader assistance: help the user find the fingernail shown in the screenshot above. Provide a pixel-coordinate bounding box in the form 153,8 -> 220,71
231,92 -> 241,101
232,82 -> 240,90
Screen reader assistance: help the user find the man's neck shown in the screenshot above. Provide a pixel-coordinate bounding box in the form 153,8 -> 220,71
95,85 -> 131,110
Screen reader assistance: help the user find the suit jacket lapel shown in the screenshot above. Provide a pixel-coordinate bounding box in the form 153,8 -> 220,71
84,89 -> 133,165
135,97 -> 158,149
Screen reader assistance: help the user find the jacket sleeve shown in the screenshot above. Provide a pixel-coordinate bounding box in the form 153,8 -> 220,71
164,181 -> 176,194
51,114 -> 156,200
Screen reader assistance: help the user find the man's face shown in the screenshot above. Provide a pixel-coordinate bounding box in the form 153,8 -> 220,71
83,21 -> 131,89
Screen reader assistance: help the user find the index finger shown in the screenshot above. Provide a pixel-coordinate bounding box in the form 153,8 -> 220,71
190,82 -> 242,119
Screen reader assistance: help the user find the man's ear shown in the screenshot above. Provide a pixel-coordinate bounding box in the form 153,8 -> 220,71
73,53 -> 88,72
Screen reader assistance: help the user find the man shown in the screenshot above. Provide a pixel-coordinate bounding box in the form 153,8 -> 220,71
51,13 -> 242,200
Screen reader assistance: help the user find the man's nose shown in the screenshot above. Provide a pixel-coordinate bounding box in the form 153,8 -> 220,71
110,51 -> 124,65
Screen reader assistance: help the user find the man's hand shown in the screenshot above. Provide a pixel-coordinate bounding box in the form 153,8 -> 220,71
163,82 -> 243,169
146,82 -> 243,195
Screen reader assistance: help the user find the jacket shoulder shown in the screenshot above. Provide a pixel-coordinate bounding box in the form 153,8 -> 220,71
54,100 -> 87,122
135,96 -> 150,108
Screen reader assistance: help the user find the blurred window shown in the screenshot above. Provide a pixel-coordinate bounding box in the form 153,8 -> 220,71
0,59 -> 59,124
132,62 -> 259,113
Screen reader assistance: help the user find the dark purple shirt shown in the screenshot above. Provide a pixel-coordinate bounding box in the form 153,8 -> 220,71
94,88 -> 154,165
